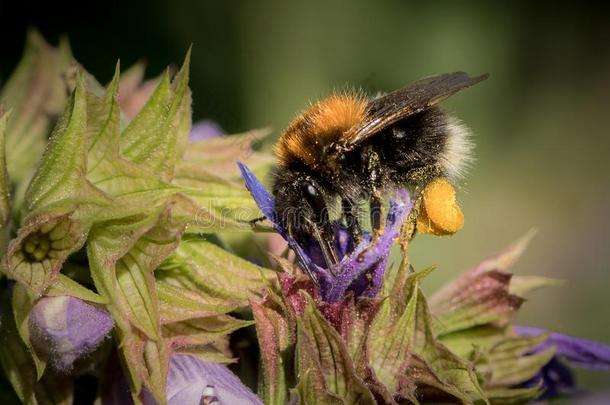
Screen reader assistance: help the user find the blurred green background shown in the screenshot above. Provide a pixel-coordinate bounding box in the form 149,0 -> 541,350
2,0 -> 609,393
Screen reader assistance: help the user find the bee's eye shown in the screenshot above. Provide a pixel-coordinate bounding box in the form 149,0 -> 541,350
300,181 -> 326,213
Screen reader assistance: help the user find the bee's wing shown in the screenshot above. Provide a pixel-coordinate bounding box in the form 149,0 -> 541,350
342,72 -> 488,149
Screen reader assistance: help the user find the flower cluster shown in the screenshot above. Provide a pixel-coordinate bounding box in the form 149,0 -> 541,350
239,164 -> 610,404
0,32 -> 608,405
0,32 -> 268,404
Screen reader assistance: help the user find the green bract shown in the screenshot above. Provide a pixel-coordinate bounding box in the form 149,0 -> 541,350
0,33 -> 274,404
251,233 -> 562,405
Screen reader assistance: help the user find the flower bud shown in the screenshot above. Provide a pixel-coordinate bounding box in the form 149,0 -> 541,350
29,296 -> 113,371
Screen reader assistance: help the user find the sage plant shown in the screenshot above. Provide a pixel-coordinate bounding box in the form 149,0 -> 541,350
0,32 -> 608,405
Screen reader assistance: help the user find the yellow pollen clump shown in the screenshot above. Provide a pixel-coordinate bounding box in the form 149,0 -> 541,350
416,178 -> 464,236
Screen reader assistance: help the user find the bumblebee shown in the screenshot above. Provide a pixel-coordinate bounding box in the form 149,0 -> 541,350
271,72 -> 487,266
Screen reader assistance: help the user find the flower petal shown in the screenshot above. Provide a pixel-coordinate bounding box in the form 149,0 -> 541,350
322,190 -> 412,302
189,120 -> 224,141
165,354 -> 262,405
29,296 -> 113,371
238,162 -> 276,227
514,326 -> 610,371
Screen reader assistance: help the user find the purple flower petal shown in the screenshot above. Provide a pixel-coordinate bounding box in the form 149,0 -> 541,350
515,326 -> 610,371
164,354 -> 262,405
238,162 -> 277,228
189,120 -> 224,141
323,190 -> 412,302
29,296 -> 114,371
239,163 -> 412,303
522,356 -> 576,399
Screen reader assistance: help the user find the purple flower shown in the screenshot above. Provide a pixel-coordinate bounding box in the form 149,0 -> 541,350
516,326 -> 610,371
103,354 -> 262,405
189,120 -> 224,141
141,354 -> 262,405
238,162 -> 412,303
29,296 -> 114,371
166,355 -> 262,405
515,325 -> 610,398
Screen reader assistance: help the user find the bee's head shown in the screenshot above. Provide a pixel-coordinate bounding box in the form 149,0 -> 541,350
271,168 -> 334,242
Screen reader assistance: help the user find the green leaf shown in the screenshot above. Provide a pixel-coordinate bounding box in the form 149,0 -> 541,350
157,237 -> 275,308
120,51 -> 192,181
175,342 -> 234,365
176,173 -> 268,232
335,297 -> 379,373
429,233 -> 537,337
12,284 -> 46,378
477,334 -> 555,388
2,74 -> 115,294
431,270 -> 524,336
156,281 -> 238,324
0,30 -> 73,185
86,211 -> 150,287
367,288 -> 416,394
174,128 -> 275,230
118,329 -> 170,404
430,231 -> 535,312
88,205 -> 184,402
414,290 -> 488,404
86,63 -> 121,174
79,61 -> 262,233
89,206 -> 182,340
294,368 -> 344,405
115,256 -> 161,340
251,295 -> 292,405
162,315 -> 252,347
509,275 -> 564,297
369,268 -> 487,403
0,111 -> 11,252
484,384 -> 544,405
46,274 -> 106,304
23,73 -> 110,215
367,267 -> 432,395
117,61 -> 161,121
438,326 -> 507,359
84,64 -> 182,216
296,296 -> 377,405
178,128 -> 275,183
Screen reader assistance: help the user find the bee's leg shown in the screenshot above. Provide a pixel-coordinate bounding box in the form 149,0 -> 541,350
399,185 -> 423,252
364,148 -> 384,236
248,216 -> 267,228
354,191 -> 383,262
342,199 -> 362,244
370,191 -> 383,236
